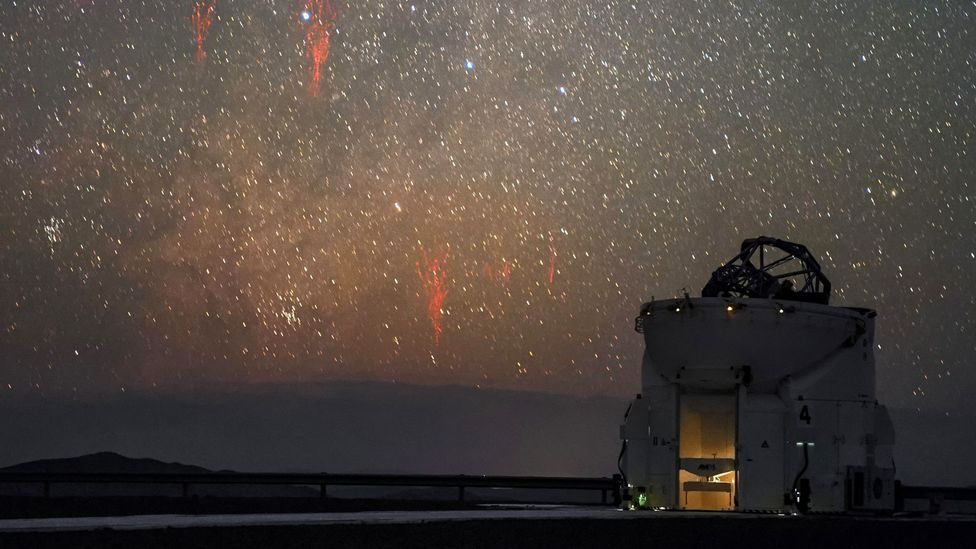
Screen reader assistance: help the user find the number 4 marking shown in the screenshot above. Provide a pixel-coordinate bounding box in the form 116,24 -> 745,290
799,405 -> 812,425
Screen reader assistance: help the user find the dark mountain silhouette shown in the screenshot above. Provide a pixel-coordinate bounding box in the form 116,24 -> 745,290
0,452 -> 321,500
1,451 -> 214,474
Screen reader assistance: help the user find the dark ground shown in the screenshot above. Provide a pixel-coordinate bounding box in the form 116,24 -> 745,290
0,496 -> 474,519
2,515 -> 975,549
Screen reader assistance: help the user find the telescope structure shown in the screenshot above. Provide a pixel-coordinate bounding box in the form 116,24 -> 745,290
620,237 -> 896,512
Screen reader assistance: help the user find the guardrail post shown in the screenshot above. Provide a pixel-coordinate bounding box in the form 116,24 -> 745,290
612,474 -> 623,506
458,485 -> 465,503
320,484 -> 327,498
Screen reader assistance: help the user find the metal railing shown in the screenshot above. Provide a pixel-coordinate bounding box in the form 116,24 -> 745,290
898,484 -> 976,514
0,472 -> 623,505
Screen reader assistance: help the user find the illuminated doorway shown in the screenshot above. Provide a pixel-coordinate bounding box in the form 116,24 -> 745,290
678,393 -> 737,510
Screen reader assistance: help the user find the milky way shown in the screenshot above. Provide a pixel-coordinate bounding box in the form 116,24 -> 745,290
0,1 -> 973,412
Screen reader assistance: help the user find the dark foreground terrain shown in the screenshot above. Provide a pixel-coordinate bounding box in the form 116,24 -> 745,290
2,513 -> 975,549
0,496 -> 475,519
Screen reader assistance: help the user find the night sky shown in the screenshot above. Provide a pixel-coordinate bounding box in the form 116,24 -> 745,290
0,1 -> 973,413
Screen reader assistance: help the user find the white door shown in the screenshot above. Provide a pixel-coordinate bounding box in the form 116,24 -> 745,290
737,407 -> 785,510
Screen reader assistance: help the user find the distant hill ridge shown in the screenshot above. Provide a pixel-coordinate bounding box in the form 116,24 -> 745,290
0,452 -> 215,474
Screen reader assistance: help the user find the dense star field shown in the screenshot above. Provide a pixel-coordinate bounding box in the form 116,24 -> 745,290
0,1 -> 973,412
